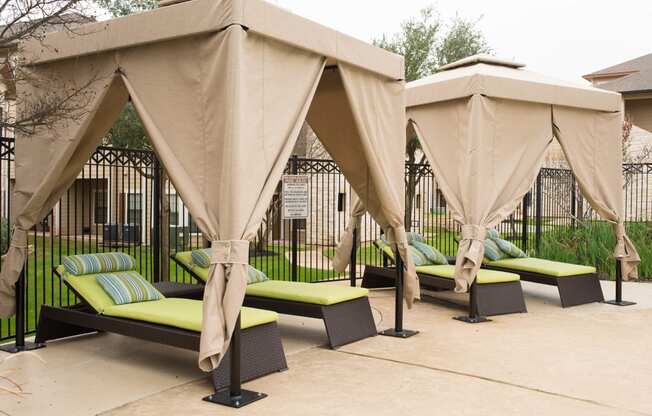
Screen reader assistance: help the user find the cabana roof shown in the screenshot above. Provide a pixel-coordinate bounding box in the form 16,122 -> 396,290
406,54 -> 621,112
22,0 -> 404,80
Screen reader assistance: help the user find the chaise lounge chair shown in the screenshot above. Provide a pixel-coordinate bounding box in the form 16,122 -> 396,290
36,254 -> 287,390
363,240 -> 527,317
482,257 -> 604,307
477,228 -> 604,308
172,250 -> 377,348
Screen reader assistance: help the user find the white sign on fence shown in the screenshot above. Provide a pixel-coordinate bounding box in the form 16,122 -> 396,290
282,175 -> 309,219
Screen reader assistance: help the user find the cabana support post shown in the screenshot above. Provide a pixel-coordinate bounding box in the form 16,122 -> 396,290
0,270 -> 45,353
604,260 -> 636,306
453,281 -> 491,324
203,313 -> 267,408
379,251 -> 418,338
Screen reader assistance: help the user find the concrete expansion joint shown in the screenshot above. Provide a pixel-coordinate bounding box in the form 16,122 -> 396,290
334,349 -> 652,416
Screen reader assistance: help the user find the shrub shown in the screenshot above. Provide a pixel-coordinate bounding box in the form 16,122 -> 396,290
536,221 -> 651,280
0,217 -> 9,254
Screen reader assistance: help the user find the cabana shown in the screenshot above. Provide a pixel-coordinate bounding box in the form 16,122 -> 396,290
405,55 -> 641,320
0,0 -> 420,406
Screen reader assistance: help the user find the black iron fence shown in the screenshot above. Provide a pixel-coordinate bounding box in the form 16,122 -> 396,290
0,138 -> 650,341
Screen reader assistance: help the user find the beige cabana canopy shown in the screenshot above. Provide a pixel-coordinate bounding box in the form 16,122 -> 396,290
407,54 -> 641,293
0,0 -> 420,371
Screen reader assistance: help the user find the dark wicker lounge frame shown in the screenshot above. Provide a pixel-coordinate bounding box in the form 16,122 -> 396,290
362,265 -> 527,317
481,264 -> 604,308
37,270 -> 288,392
171,255 -> 377,348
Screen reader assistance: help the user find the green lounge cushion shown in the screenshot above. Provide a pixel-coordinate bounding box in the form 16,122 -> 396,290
57,265 -> 117,313
103,299 -> 277,332
63,252 -> 136,275
485,257 -> 596,277
416,265 -> 520,284
96,271 -> 164,305
176,252 -> 368,305
176,251 -> 268,284
245,280 -> 368,306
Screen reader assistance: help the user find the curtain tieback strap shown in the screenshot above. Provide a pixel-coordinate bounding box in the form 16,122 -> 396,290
210,240 -> 249,265
461,225 -> 486,242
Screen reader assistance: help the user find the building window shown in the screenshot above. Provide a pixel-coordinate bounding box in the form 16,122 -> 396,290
168,193 -> 178,226
436,189 -> 447,209
95,189 -> 108,224
337,192 -> 346,212
126,193 -> 142,225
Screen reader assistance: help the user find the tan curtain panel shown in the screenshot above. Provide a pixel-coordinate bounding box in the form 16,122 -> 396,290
553,106 -> 640,279
332,193 -> 364,273
0,57 -> 128,317
307,65 -> 419,306
408,95 -> 552,291
117,27 -> 326,371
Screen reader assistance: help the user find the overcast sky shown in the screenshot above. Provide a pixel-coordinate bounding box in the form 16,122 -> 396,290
270,0 -> 652,84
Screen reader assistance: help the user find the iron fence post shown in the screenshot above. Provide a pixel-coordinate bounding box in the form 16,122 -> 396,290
521,192 -> 530,251
570,176 -> 577,229
291,155 -> 298,282
0,268 -> 44,353
349,227 -> 357,287
152,156 -> 161,283
535,173 -> 543,253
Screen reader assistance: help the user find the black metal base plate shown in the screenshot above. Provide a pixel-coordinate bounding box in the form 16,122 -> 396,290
379,328 -> 419,338
453,315 -> 491,324
0,341 -> 45,353
203,389 -> 267,408
603,300 -> 637,306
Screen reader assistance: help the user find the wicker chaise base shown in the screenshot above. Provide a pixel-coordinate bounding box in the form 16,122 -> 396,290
34,304 -> 288,391
482,266 -> 604,308
243,296 -> 377,348
362,266 -> 527,317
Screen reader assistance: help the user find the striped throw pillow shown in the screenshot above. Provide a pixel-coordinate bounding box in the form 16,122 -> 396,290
407,245 -> 430,266
494,238 -> 528,258
247,266 -> 268,284
63,253 -> 136,276
484,239 -> 507,261
406,232 -> 425,244
486,228 -> 500,240
96,271 -> 163,305
191,249 -> 211,268
411,241 -> 448,265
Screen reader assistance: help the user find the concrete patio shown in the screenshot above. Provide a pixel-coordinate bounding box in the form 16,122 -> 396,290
1,280 -> 651,416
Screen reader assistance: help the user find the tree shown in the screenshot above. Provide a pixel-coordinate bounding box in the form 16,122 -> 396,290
0,1 -> 96,136
374,6 -> 491,230
95,0 -> 157,17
